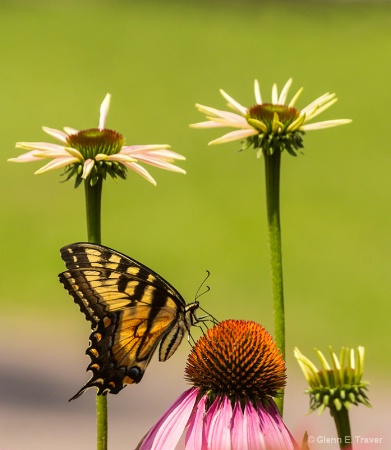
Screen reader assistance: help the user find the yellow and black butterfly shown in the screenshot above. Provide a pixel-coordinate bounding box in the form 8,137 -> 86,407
59,242 -> 212,400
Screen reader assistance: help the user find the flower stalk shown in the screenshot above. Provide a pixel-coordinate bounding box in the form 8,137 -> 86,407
263,148 -> 285,414
84,178 -> 106,449
191,79 -> 352,417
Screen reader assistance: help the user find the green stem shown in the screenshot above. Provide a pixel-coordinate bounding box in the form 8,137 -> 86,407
263,149 -> 285,415
84,178 -> 108,450
330,406 -> 352,449
84,178 -> 102,245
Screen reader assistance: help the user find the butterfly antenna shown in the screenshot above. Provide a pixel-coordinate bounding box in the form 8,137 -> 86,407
195,270 -> 211,302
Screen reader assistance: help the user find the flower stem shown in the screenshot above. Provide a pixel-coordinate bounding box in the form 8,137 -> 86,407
263,149 -> 285,415
84,178 -> 108,450
330,406 -> 353,449
84,179 -> 102,245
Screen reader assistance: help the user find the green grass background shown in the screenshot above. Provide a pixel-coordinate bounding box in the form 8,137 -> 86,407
1,1 -> 390,448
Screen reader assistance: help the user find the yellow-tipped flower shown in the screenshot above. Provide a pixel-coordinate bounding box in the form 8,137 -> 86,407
191,79 -> 351,157
294,346 -> 371,414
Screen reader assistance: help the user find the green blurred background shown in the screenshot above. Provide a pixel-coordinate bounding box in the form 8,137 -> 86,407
1,1 -> 390,448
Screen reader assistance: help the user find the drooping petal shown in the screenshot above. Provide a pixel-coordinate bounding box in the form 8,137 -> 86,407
139,388 -> 198,450
185,394 -> 208,450
123,161 -> 157,186
204,397 -> 232,450
81,158 -> 95,179
147,149 -> 186,161
34,156 -> 80,174
231,401 -> 269,450
128,154 -> 186,174
208,128 -> 259,145
257,401 -> 299,449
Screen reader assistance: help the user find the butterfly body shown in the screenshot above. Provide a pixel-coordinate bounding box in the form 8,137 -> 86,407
59,242 -> 200,400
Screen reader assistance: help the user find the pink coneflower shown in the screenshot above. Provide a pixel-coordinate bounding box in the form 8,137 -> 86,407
137,320 -> 299,450
9,94 -> 185,186
190,78 -> 351,157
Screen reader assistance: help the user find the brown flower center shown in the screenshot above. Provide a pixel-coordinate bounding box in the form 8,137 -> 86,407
67,128 -> 124,159
185,320 -> 286,403
248,103 -> 299,124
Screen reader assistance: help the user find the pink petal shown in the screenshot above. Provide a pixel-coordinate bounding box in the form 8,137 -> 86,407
148,149 -> 186,161
8,151 -> 43,162
121,144 -> 171,154
123,161 -> 157,185
208,128 -> 258,145
81,158 -> 95,179
185,394 -> 208,450
34,156 -> 79,174
139,388 -> 198,450
205,397 -> 232,450
128,154 -> 186,174
257,401 -> 299,450
15,142 -> 68,152
42,126 -> 69,143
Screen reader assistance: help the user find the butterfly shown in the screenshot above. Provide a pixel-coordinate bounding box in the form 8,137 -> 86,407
59,242 -> 212,400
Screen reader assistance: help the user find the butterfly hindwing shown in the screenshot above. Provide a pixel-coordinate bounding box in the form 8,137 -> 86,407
59,242 -> 200,399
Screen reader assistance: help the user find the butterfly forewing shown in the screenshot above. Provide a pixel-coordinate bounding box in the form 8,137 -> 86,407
59,242 -> 200,399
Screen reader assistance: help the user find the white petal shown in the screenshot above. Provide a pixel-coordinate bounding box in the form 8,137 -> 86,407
190,120 -> 228,129
278,78 -> 293,105
301,93 -> 335,115
99,93 -> 111,130
219,89 -> 247,115
42,126 -> 69,143
271,82 -> 278,104
254,79 -> 262,105
34,156 -> 79,174
300,119 -> 352,130
121,144 -> 171,153
15,142 -> 67,152
132,154 -> 186,174
63,126 -> 79,135
305,98 -> 338,120
195,104 -> 245,122
208,128 -> 258,145
8,151 -> 43,162
124,162 -> 157,185
148,149 -> 186,161
81,159 -> 95,179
